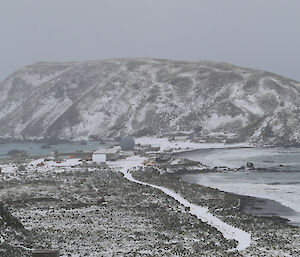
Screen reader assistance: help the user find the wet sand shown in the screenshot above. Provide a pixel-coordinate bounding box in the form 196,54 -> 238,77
180,173 -> 300,227
237,194 -> 300,226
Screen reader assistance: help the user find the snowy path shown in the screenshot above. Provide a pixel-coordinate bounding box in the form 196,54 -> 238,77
109,156 -> 251,252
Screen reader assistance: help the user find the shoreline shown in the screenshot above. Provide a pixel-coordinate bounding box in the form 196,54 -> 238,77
177,172 -> 300,227
173,146 -> 300,225
237,193 -> 299,226
132,166 -> 300,255
172,145 -> 255,156
2,141 -> 299,226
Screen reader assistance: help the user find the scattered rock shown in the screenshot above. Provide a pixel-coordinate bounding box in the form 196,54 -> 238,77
246,162 -> 255,169
18,165 -> 26,171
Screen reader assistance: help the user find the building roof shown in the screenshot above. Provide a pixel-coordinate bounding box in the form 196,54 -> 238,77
93,147 -> 119,155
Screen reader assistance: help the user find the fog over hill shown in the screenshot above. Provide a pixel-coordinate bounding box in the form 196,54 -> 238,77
0,58 -> 300,145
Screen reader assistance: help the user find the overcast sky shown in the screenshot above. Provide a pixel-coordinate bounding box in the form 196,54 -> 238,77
0,0 -> 299,81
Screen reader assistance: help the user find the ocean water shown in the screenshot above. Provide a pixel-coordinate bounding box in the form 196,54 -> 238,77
0,141 -> 106,159
178,147 -> 300,225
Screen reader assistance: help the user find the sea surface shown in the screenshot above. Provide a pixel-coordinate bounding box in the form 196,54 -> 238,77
0,141 -> 106,159
177,147 -> 300,225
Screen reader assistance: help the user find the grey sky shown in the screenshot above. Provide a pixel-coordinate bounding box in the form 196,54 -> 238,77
0,0 -> 299,81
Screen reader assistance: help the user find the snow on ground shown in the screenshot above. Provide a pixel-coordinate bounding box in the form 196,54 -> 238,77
30,158 -> 81,167
109,156 -> 252,252
30,158 -> 46,166
135,136 -> 251,152
0,164 -> 17,174
0,158 -> 84,183
2,158 -> 236,256
47,158 -> 81,167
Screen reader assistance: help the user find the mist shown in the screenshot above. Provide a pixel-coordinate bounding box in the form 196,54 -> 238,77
0,0 -> 299,81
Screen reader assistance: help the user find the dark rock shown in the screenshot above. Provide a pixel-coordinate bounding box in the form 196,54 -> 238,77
246,162 -> 255,169
18,165 -> 26,171
156,154 -> 172,163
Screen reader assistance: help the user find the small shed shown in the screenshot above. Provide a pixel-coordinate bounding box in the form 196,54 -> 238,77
32,249 -> 59,257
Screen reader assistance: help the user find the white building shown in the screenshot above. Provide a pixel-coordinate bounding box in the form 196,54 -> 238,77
92,147 -> 120,163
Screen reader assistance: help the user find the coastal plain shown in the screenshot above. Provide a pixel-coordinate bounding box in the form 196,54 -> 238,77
0,155 -> 299,256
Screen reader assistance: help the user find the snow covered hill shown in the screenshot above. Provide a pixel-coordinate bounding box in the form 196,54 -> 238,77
0,58 -> 300,145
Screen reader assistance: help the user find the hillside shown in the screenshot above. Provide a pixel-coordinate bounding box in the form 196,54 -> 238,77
0,203 -> 37,256
0,58 -> 300,145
